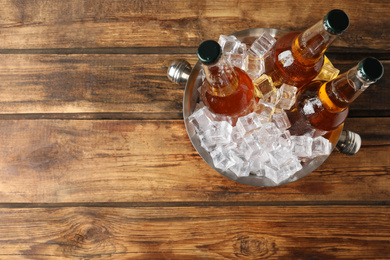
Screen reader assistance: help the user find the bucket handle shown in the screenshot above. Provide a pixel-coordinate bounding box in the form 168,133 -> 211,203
167,59 -> 192,85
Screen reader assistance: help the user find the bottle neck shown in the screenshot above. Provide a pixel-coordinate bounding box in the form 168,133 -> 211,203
292,19 -> 338,66
319,66 -> 372,113
202,56 -> 239,97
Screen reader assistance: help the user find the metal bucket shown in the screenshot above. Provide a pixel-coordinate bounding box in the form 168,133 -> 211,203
168,28 -> 361,187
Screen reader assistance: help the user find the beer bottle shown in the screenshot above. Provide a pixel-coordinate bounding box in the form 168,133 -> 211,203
265,9 -> 350,89
288,57 -> 384,134
197,40 -> 255,117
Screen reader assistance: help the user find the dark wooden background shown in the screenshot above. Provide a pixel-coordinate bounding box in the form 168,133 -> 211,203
0,0 -> 389,259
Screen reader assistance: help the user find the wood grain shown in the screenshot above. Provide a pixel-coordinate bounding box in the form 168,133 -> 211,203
0,54 -> 388,118
0,206 -> 389,259
0,118 -> 388,204
0,0 -> 389,50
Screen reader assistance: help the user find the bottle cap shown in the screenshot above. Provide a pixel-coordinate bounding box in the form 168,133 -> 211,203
324,9 -> 349,35
358,57 -> 384,82
197,40 -> 222,65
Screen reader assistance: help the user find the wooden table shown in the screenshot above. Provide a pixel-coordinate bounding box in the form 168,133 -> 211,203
0,0 -> 389,259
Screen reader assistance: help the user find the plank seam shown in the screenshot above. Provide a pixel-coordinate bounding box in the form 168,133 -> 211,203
0,201 -> 388,208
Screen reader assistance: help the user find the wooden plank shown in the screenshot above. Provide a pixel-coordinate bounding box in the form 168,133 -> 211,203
0,54 -> 388,117
0,119 -> 389,203
0,0 -> 389,50
0,206 -> 389,259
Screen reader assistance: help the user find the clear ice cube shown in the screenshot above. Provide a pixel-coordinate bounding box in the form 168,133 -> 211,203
188,107 -> 215,133
246,51 -> 265,80
231,126 -> 242,143
264,157 -> 301,185
291,135 -> 313,158
267,84 -> 283,104
250,160 -> 266,176
278,158 -> 303,180
276,84 -> 298,110
199,129 -> 216,152
228,153 -> 251,177
210,145 -> 235,171
236,112 -> 262,136
218,35 -> 240,54
269,146 -> 294,169
249,31 -> 276,58
255,123 -> 282,152
209,121 -> 233,145
263,164 -> 281,184
272,110 -> 291,131
227,42 -> 248,70
279,130 -> 293,148
229,140 -> 252,161
254,100 -> 276,123
311,136 -> 332,157
243,133 -> 264,159
262,122 -> 282,136
229,53 -> 247,70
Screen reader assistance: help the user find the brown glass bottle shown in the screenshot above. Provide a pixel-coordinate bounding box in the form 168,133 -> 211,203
265,9 -> 349,89
197,40 -> 255,117
288,58 -> 384,133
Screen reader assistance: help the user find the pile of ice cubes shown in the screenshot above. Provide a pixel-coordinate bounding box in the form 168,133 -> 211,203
188,31 -> 333,185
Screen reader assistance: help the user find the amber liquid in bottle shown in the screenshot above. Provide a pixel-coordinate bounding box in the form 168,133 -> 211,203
265,32 -> 324,88
289,57 -> 384,135
202,67 -> 254,116
294,80 -> 349,132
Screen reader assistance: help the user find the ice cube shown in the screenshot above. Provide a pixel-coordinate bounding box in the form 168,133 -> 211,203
279,130 -> 293,148
291,135 -> 313,158
279,158 -> 303,179
227,42 -> 248,70
278,50 -> 294,67
254,100 -> 277,123
262,122 -> 282,136
313,56 -> 340,81
236,112 -> 262,136
255,123 -> 281,152
199,129 -> 216,152
272,110 -> 291,130
228,153 -> 251,177
276,84 -> 298,110
253,74 -> 276,101
263,164 -> 281,184
218,35 -> 240,54
250,160 -> 266,176
231,126 -> 243,143
249,31 -> 276,58
264,157 -> 301,184
243,133 -> 264,159
269,146 -> 295,169
229,140 -> 252,161
311,136 -> 332,157
229,53 -> 247,70
246,52 -> 265,80
208,121 -> 232,145
188,107 -> 216,133
210,145 -> 235,171
267,84 -> 283,104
